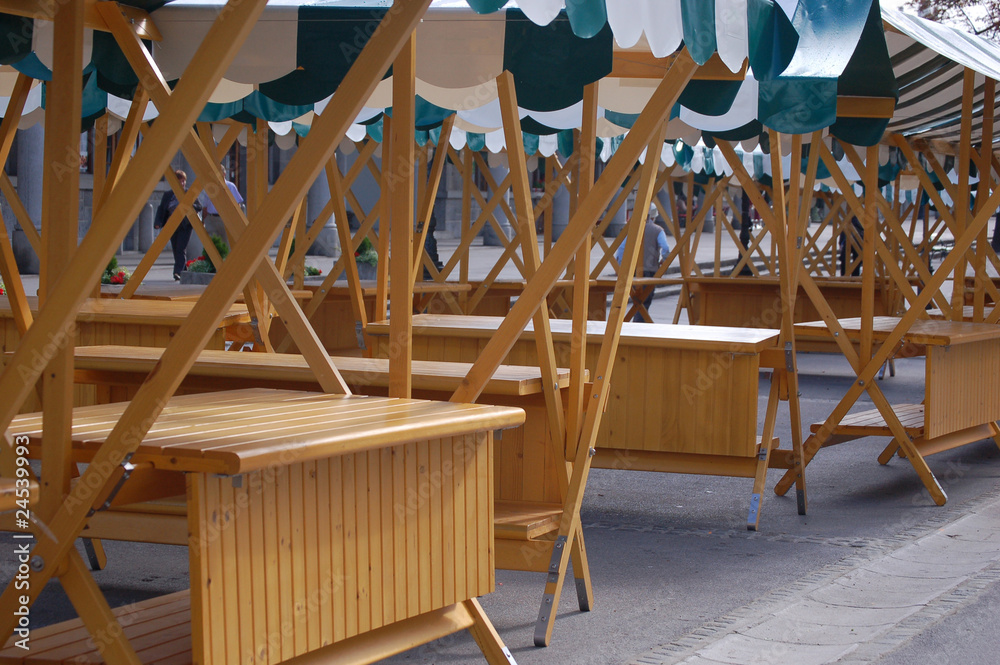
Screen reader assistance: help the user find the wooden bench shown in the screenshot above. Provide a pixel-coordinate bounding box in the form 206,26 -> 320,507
424,279 -> 618,320
687,276 -> 893,352
3,389 -> 524,664
779,317 -> 1000,501
367,314 -> 784,529
31,346 -> 570,557
269,280 -> 472,354
963,275 -> 1000,306
0,296 -> 251,413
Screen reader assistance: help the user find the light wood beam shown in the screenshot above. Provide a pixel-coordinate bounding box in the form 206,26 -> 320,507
389,32 -> 416,398
451,50 -> 697,404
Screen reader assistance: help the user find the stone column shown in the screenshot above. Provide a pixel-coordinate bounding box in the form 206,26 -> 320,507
551,184 -> 570,241
482,164 -> 514,246
12,125 -> 44,274
307,160 -> 338,257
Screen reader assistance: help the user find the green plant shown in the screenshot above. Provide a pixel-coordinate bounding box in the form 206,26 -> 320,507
354,236 -> 378,266
199,234 -> 230,272
186,258 -> 214,273
304,265 -> 322,277
185,235 -> 230,274
101,257 -> 131,285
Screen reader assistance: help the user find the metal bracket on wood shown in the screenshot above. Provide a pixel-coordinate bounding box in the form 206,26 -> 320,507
90,456 -> 136,515
534,533 -> 569,645
746,493 -> 761,531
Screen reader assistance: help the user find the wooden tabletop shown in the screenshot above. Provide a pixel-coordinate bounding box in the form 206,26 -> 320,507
100,284 -> 311,303
304,281 -> 473,297
0,296 -> 249,328
794,316 -> 1000,346
367,315 -> 780,353
69,345 -> 575,396
926,305 -> 996,321
686,276 -> 883,288
8,388 -> 525,475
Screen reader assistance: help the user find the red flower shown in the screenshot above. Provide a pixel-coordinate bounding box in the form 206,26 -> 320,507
354,251 -> 361,257
186,259 -> 197,268
316,269 -> 322,275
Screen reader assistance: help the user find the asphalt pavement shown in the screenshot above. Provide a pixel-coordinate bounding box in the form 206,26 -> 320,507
7,225 -> 1000,664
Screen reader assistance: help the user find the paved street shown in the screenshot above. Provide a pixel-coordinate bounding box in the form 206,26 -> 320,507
8,224 -> 1000,664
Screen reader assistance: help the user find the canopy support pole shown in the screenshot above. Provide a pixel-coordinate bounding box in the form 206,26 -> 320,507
973,77 -> 996,322
951,68 -> 975,318
376,114 -> 392,322
497,70 -> 567,455
389,32 -> 416,397
568,82 -> 598,444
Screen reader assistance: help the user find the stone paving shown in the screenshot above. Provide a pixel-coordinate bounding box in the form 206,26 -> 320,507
633,494 -> 1000,665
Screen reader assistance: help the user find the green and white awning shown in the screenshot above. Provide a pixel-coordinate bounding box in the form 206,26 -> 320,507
882,7 -> 1000,144
0,0 -> 996,155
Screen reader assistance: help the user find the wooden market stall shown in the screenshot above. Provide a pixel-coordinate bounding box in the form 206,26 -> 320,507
2,0 -> 999,662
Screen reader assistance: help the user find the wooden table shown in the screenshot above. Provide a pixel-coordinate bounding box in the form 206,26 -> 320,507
51,345 -> 592,637
687,277 -> 893,351
2,389 -> 523,664
367,314 -> 784,528
271,281 -> 472,353
783,316 -> 1000,500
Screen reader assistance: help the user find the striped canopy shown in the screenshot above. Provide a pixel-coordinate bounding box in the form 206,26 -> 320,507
0,0 -> 997,169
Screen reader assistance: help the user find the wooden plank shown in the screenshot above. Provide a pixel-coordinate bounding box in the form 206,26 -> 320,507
39,0 -> 85,529
568,82 -> 599,444
389,33 -> 416,398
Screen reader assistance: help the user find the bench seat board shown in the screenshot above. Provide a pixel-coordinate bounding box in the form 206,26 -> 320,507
68,345 -> 571,397
0,591 -> 193,664
367,314 -> 779,353
7,389 -> 524,475
794,316 -> 1000,347
0,295 -> 250,328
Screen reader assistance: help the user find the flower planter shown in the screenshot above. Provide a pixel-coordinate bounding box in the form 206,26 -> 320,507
357,262 -> 377,280
180,270 -> 215,285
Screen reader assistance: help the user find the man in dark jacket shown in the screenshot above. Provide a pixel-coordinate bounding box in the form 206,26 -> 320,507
154,170 -> 202,280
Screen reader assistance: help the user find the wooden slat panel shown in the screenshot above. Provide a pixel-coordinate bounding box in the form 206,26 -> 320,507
187,432 -> 492,663
926,340 -> 1000,438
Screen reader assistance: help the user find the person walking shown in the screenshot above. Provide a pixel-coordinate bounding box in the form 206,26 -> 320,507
200,169 -> 243,247
616,203 -> 671,322
154,169 -> 202,280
